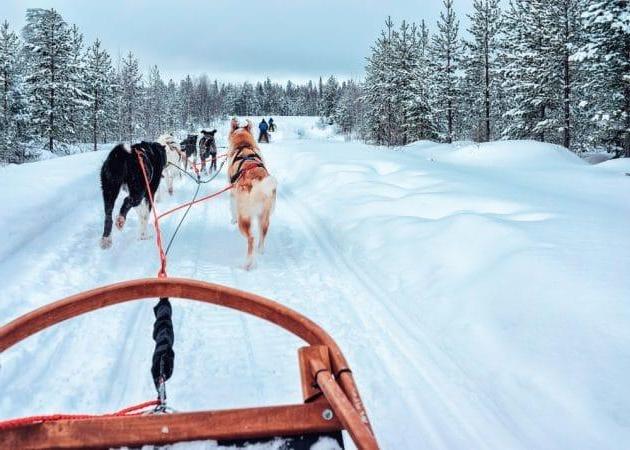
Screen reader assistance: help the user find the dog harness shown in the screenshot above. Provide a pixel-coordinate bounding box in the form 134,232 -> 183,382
230,145 -> 266,184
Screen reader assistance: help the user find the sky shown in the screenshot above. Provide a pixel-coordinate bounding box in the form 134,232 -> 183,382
2,0 -> 477,84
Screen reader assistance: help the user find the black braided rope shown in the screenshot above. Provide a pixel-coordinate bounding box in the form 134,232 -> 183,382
151,297 -> 174,389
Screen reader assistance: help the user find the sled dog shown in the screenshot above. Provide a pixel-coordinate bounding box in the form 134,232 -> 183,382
158,133 -> 185,195
99,140 -> 169,249
227,118 -> 277,269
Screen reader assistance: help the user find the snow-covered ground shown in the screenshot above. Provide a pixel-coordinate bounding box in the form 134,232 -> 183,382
1,117 -> 629,449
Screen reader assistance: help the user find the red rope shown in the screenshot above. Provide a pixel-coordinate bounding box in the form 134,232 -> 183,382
0,399 -> 159,431
189,152 -> 229,170
136,150 -> 168,278
135,148 -> 258,277
157,184 -> 234,220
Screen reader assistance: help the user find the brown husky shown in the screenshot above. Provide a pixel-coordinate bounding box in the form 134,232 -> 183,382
227,119 -> 277,270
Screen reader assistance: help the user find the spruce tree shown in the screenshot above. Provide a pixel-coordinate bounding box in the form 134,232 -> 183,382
574,0 -> 630,156
431,0 -> 463,143
320,75 -> 340,121
84,39 -> 113,150
66,24 -> 88,143
463,0 -> 503,142
118,51 -> 142,143
22,8 -> 74,152
363,17 -> 397,145
0,21 -> 28,163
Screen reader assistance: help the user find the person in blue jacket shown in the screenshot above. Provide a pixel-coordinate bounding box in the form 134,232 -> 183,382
258,118 -> 270,143
268,117 -> 276,132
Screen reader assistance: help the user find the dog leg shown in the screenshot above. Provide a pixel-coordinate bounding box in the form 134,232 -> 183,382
257,209 -> 271,254
117,193 -> 143,231
230,193 -> 238,224
101,183 -> 119,249
166,168 -> 174,195
238,216 -> 255,270
136,199 -> 151,240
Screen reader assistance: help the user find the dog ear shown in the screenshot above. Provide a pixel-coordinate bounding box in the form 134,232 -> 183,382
244,120 -> 252,132
211,129 -> 217,135
230,118 -> 239,132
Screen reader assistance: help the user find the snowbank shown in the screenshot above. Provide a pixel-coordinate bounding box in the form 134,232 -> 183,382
594,157 -> 630,174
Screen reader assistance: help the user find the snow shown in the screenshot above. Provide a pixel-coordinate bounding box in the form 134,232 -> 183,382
1,117 -> 629,449
594,157 -> 630,174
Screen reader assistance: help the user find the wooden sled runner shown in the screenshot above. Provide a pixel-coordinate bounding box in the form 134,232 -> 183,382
0,278 -> 380,449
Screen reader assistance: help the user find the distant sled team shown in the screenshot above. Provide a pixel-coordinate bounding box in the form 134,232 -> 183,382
178,129 -> 218,173
99,120 -> 277,270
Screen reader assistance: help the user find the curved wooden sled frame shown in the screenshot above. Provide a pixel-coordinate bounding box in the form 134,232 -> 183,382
0,277 -> 379,449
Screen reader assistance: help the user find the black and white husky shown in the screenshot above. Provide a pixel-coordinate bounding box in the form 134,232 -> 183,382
99,136 -> 177,249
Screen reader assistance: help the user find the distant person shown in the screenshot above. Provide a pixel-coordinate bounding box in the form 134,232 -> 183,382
268,117 -> 276,132
258,118 -> 270,143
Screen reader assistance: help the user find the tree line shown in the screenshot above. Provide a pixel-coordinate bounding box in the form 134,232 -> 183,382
0,8 -> 344,163
1,2 -> 627,164
349,0 -> 629,157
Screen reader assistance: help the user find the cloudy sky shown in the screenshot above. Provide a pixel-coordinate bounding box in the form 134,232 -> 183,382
2,0 -> 477,83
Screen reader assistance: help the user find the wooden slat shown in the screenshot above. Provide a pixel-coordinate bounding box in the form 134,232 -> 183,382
298,345 -> 331,402
1,403 -> 343,449
309,358 -> 380,450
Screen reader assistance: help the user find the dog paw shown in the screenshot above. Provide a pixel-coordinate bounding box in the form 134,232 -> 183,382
115,215 -> 126,230
257,245 -> 265,255
243,260 -> 256,271
100,236 -> 112,249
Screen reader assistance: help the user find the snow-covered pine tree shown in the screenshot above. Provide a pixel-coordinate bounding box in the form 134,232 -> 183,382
208,79 -> 222,120
146,66 -> 167,138
118,51 -> 142,142
320,75 -> 339,122
0,21 -> 29,163
179,75 -> 195,130
22,8 -> 75,152
574,0 -> 630,156
142,65 -> 167,139
84,39 -> 113,150
220,83 -> 238,117
502,0 -> 585,148
394,21 -> 438,143
164,78 -> 179,131
548,0 -> 587,150
333,80 -> 363,136
363,17 -> 397,145
194,75 -> 211,125
235,82 -> 256,116
66,24 -> 88,143
462,0 -> 503,142
502,0 -> 551,141
430,0 -> 463,143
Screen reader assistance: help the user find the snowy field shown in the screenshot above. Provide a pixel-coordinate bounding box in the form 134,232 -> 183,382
1,117 -> 629,449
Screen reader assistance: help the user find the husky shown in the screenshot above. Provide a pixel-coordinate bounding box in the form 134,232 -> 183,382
99,141 -> 167,249
227,118 -> 277,270
158,134 -> 185,195
199,129 -> 218,173
179,134 -> 198,171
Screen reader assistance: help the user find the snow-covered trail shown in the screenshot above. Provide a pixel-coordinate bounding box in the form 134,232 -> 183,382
1,119 -> 630,449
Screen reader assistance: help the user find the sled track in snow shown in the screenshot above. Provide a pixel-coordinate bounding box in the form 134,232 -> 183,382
278,184 -> 509,449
